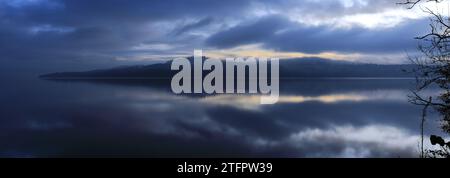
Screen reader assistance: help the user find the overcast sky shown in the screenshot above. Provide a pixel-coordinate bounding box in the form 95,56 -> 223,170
0,0 -> 447,72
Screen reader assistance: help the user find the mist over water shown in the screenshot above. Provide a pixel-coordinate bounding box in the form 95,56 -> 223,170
0,76 -> 442,158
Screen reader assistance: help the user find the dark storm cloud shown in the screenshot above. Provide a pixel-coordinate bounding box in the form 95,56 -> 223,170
0,0 -> 251,63
0,0 -> 249,25
207,16 -> 428,53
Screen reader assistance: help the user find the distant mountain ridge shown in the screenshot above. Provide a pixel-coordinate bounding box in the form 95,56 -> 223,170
40,57 -> 416,79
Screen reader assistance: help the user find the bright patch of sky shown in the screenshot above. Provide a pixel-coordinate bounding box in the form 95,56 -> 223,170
29,24 -> 74,34
2,0 -> 63,8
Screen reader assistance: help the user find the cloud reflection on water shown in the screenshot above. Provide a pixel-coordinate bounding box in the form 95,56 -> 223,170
0,79 -> 439,157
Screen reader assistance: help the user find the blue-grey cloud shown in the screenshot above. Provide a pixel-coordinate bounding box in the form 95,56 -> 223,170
206,15 -> 291,48
0,0 -> 431,69
0,0 -> 251,61
207,16 -> 428,53
172,17 -> 214,36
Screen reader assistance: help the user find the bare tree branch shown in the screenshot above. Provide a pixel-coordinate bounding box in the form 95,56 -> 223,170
400,0 -> 450,157
398,0 -> 443,9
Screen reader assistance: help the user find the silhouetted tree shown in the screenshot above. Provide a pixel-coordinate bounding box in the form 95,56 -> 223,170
400,0 -> 450,158
428,135 -> 450,157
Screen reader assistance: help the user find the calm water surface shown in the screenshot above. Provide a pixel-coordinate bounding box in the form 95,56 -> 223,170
0,76 -> 442,157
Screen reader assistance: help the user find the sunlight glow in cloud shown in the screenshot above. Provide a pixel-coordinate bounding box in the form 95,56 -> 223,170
205,44 -> 363,61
